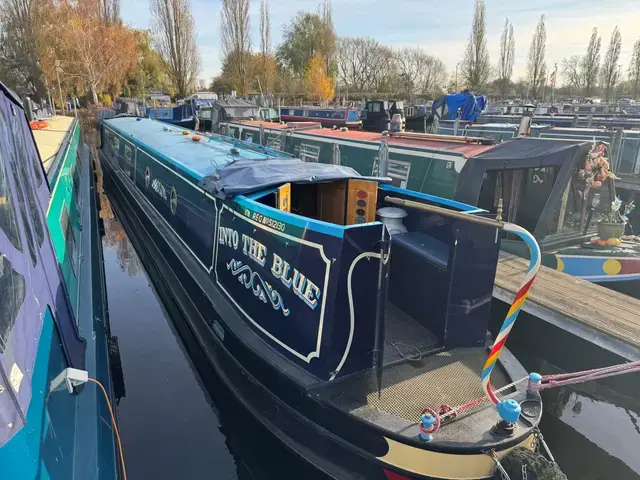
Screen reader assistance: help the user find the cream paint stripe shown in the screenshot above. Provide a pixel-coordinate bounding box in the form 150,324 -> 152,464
379,435 -> 535,479
330,251 -> 380,381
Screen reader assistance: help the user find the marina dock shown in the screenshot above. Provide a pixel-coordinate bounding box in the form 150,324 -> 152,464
494,253 -> 640,361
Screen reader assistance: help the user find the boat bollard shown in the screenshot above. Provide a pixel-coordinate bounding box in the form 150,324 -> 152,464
419,413 -> 436,441
527,372 -> 542,397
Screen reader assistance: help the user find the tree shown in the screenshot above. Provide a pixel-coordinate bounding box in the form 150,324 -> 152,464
220,0 -> 250,94
629,38 -> 640,100
460,0 -> 491,90
305,53 -> 333,101
526,14 -> 547,99
125,29 -> 169,98
43,1 -> 136,103
562,55 -> 583,95
277,11 -> 336,76
98,0 -> 119,24
259,0 -> 270,61
497,18 -> 515,99
581,27 -> 601,97
600,26 -> 622,102
150,0 -> 200,98
0,0 -> 51,98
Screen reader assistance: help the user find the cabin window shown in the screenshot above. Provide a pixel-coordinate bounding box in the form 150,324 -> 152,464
0,146 -> 22,252
10,155 -> 38,266
0,255 -> 25,354
170,187 -> 178,214
371,103 -> 382,113
124,144 -> 133,166
387,160 -> 411,189
299,144 -> 320,163
60,205 -> 77,276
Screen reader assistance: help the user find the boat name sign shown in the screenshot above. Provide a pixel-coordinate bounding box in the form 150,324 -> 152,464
215,203 -> 333,363
218,226 -> 322,312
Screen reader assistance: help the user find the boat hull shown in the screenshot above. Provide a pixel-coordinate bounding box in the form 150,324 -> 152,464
100,146 -> 539,480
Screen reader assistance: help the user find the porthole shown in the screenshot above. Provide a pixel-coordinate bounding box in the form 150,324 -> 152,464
170,187 -> 177,214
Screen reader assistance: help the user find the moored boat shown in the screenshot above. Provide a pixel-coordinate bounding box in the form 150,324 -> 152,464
0,82 -> 123,478
220,120 -> 640,290
280,105 -> 361,129
99,115 -> 549,479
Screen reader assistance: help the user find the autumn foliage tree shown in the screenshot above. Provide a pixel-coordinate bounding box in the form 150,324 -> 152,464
305,53 -> 333,102
48,1 -> 137,103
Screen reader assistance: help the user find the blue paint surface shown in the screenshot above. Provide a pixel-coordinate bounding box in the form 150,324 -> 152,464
380,184 -> 483,212
104,117 -> 285,181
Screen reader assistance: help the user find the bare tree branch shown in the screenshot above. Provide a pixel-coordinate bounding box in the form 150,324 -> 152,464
150,0 -> 200,98
526,14 -> 547,99
220,0 -> 250,94
460,0 -> 491,90
581,27 -> 601,97
600,26 -> 622,102
497,18 -> 514,99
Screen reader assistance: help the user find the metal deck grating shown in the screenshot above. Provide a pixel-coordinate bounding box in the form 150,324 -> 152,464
383,303 -> 441,362
325,348 -> 512,423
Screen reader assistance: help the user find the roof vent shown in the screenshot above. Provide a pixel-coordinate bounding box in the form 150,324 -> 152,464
230,147 -> 240,155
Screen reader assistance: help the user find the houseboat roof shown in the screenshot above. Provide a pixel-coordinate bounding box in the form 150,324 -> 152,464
31,115 -> 75,172
104,116 -> 382,199
233,120 -> 494,157
105,116 -> 279,181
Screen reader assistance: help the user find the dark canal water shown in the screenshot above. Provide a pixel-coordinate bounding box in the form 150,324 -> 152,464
95,161 -> 640,480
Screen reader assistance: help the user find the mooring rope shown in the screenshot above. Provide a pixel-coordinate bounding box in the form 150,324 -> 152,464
481,223 -> 541,405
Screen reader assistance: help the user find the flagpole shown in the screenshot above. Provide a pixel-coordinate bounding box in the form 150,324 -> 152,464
551,63 -> 557,107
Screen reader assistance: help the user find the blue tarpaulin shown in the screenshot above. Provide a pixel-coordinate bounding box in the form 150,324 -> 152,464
432,91 -> 487,122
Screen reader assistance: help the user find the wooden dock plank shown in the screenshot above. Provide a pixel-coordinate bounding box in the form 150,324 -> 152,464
494,253 -> 640,351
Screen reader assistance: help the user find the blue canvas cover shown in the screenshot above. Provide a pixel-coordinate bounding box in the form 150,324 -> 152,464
432,91 -> 486,122
200,158 -> 382,199
0,82 -> 85,445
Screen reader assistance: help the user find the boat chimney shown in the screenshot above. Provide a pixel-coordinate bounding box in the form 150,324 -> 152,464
378,139 -> 389,177
331,142 -> 341,165
517,103 -> 535,137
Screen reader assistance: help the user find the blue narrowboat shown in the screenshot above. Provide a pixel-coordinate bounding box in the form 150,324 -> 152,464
99,116 -> 549,479
0,82 -> 123,478
280,105 -> 361,129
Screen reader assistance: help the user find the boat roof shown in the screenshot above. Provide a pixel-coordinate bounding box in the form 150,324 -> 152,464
104,116 -> 285,181
32,115 -> 74,172
104,116 -> 381,198
235,120 -> 493,158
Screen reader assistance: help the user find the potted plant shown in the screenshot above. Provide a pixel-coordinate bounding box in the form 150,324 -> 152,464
597,197 -> 626,239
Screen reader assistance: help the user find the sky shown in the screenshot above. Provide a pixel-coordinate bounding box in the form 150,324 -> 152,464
121,0 -> 640,86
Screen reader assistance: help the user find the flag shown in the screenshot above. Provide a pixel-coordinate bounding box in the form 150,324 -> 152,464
550,73 -> 556,87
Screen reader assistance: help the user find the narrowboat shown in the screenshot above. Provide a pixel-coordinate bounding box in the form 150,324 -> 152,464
220,121 -> 640,289
279,105 -> 361,129
99,115 -> 549,479
147,101 -> 196,129
0,82 -> 123,478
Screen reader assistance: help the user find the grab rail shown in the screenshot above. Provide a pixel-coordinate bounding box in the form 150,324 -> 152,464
384,196 -> 541,412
